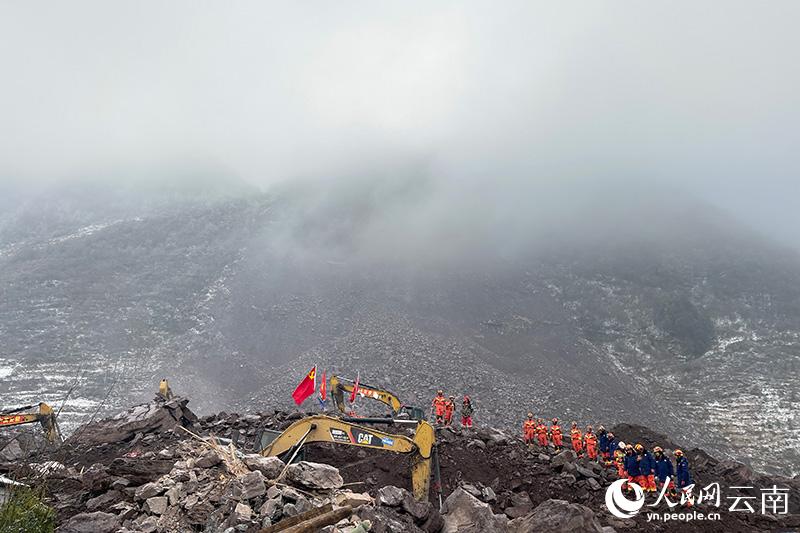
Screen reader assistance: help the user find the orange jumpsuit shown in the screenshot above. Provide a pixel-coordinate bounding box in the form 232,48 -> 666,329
444,400 -> 455,426
550,424 -> 563,447
614,450 -> 626,479
585,432 -> 598,460
432,395 -> 447,423
523,420 -> 537,444
536,423 -> 549,446
571,428 -> 583,454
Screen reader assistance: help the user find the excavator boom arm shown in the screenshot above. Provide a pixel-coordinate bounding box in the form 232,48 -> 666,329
0,402 -> 61,443
261,415 -> 417,456
330,375 -> 403,415
261,415 -> 434,501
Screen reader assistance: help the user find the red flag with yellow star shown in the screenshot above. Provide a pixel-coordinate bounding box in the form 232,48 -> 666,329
291,366 -> 316,405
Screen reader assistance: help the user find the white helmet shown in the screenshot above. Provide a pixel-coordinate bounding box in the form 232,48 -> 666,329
618,441 -> 626,449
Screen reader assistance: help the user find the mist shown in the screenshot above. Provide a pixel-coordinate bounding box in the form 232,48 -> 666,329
1,1 -> 799,247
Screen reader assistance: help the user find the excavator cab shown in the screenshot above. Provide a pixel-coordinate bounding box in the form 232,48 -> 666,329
399,405 -> 426,421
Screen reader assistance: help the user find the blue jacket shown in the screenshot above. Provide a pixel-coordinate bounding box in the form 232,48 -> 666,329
606,438 -> 620,455
636,451 -> 655,475
624,453 -> 640,476
675,456 -> 692,488
654,455 -> 674,481
598,431 -> 609,453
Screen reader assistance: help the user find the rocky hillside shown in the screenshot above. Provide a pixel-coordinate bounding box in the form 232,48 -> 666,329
0,394 -> 797,532
1,179 -> 799,476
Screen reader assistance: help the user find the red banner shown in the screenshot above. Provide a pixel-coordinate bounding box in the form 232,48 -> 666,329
292,366 -> 316,405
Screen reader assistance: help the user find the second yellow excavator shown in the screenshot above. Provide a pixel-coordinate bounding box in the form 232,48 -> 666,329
0,402 -> 62,444
259,415 -> 438,502
329,375 -> 426,421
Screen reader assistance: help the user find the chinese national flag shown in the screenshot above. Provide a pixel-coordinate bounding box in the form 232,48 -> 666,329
320,370 -> 327,401
349,372 -> 360,403
292,366 -> 316,405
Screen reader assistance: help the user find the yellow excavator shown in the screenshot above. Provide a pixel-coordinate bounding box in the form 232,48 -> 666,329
0,402 -> 62,444
329,375 -> 426,421
259,414 -> 439,502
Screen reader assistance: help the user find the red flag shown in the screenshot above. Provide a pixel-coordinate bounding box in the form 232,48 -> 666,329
320,371 -> 327,401
349,372 -> 360,404
292,366 -> 316,405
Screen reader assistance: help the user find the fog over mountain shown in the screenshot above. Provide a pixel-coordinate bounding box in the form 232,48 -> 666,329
1,1 -> 799,477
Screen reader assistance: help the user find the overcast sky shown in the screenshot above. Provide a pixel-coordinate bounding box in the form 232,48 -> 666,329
1,1 -> 798,246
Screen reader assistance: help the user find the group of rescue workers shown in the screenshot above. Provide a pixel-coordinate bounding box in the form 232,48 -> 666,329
521,412 -> 693,499
430,391 -> 693,502
431,390 -> 473,428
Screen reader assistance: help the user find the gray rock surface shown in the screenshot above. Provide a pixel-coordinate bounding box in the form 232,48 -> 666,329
286,461 -> 343,490
441,487 -> 508,533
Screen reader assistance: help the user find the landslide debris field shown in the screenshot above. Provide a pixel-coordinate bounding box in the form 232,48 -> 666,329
1,394 -> 798,533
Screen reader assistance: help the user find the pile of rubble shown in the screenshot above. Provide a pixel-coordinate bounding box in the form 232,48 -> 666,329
2,393 -> 799,533
53,443 -> 378,533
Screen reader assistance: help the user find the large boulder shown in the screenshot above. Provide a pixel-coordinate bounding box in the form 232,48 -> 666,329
228,470 -> 267,500
243,454 -> 284,478
551,450 -> 578,469
378,485 -> 409,507
67,397 -> 197,446
143,496 -> 169,515
286,461 -> 343,490
57,511 -> 120,533
509,499 -> 603,533
442,487 -> 508,533
0,439 -> 23,462
476,428 -> 512,446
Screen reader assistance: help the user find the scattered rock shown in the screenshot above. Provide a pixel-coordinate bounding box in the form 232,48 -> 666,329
143,496 -> 169,515
259,498 -> 282,522
228,470 -> 266,500
286,461 -> 343,490
85,489 -> 122,511
509,499 -> 603,533
576,465 -> 599,479
441,487 -> 508,533
335,490 -> 374,508
378,485 -> 407,507
195,449 -> 222,469
242,454 -> 284,478
233,502 -> 252,521
58,511 -> 120,533
551,450 -> 578,469
135,482 -> 164,501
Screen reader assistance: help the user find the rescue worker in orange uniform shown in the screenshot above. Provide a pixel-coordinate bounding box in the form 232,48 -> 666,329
535,418 -> 549,447
550,418 -> 563,451
444,395 -> 455,426
432,390 -> 447,425
570,422 -> 583,456
523,413 -> 537,444
584,425 -> 599,461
